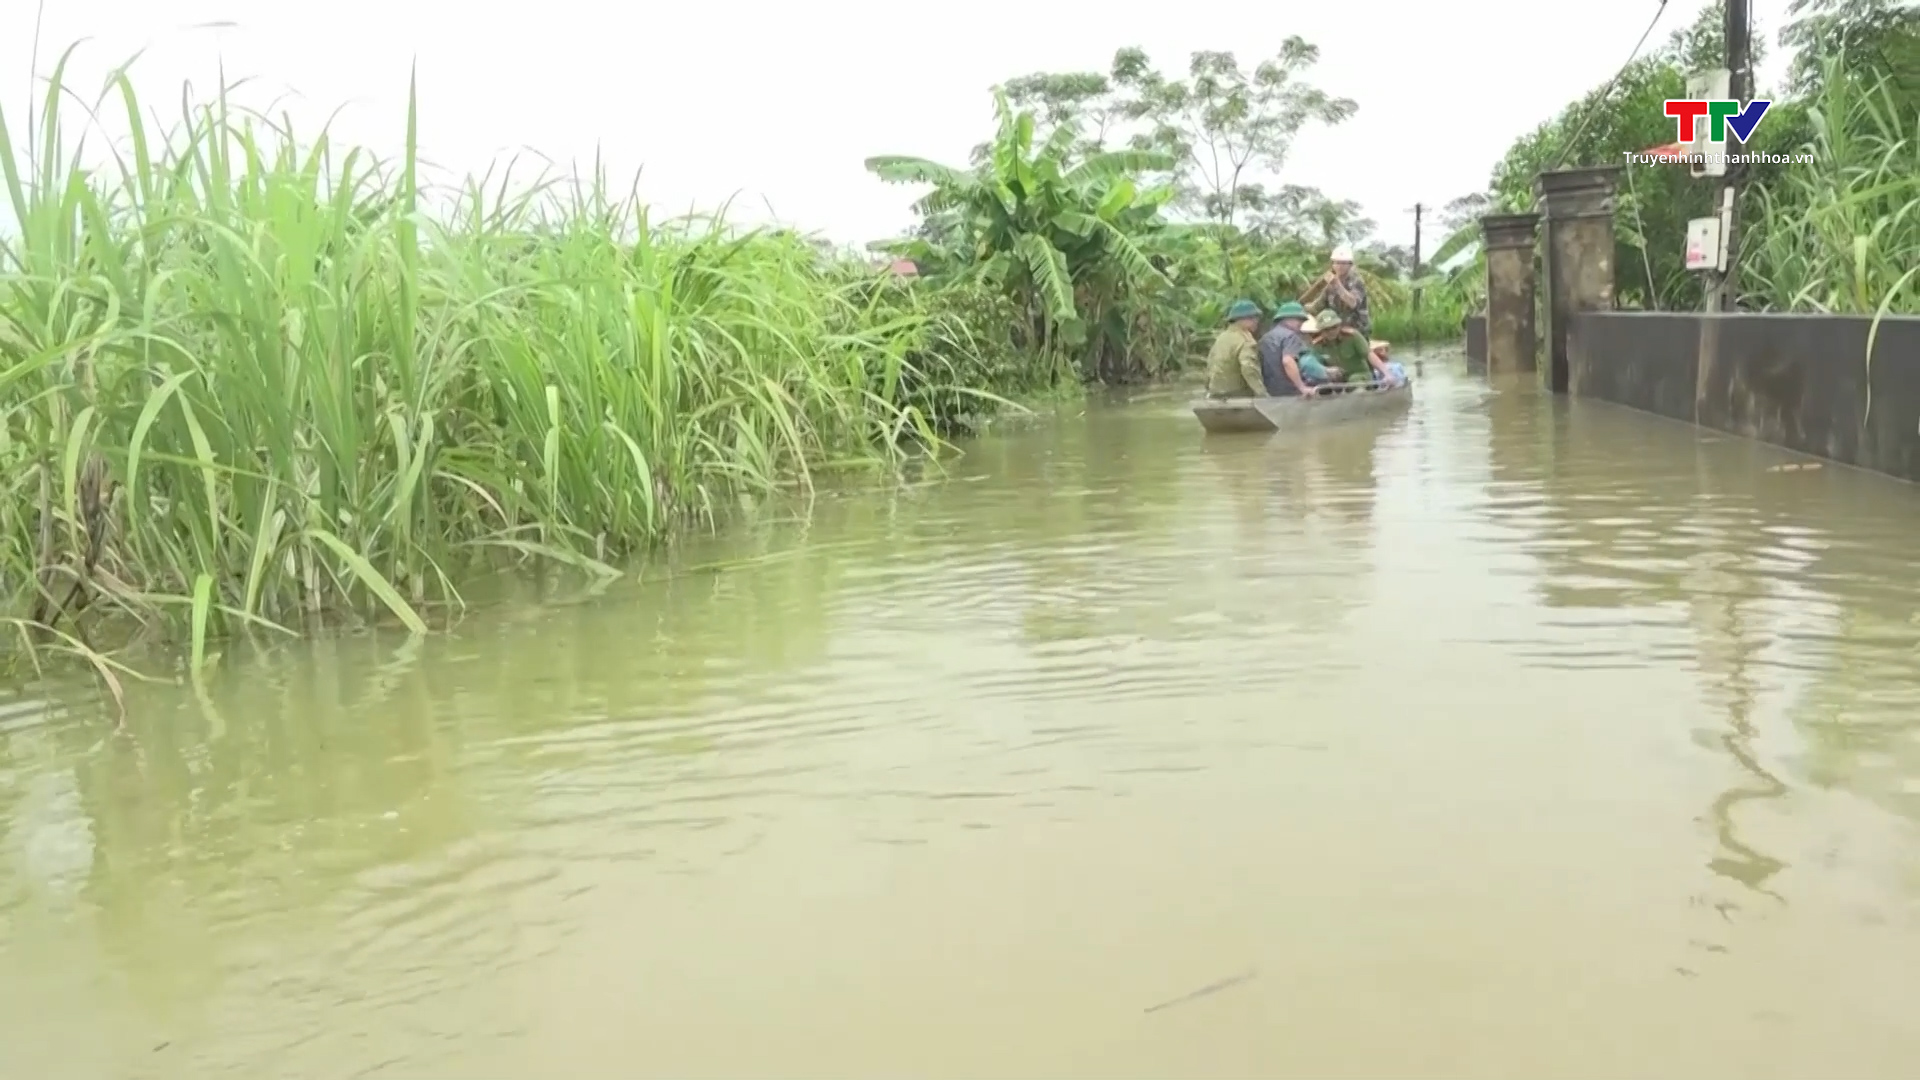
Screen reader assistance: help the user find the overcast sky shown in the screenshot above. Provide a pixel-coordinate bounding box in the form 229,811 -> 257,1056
3,0 -> 1795,249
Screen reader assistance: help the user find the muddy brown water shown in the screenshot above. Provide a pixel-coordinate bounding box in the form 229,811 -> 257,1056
4,362 -> 1920,1078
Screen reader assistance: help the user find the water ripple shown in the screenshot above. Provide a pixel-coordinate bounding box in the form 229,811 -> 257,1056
7,367 -> 1920,1076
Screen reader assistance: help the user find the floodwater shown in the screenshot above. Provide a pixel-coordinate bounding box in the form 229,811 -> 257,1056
4,360 -> 1920,1079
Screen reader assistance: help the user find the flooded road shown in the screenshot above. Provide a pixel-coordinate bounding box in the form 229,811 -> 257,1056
5,361 -> 1920,1078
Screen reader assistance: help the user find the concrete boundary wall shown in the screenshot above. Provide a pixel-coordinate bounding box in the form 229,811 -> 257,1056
1568,311 -> 1920,482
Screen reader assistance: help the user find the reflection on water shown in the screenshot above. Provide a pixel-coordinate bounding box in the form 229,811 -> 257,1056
5,363 -> 1920,1078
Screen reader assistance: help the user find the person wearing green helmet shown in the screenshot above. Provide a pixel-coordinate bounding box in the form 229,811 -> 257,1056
1257,301 -> 1331,396
1305,308 -> 1385,382
1204,299 -> 1267,398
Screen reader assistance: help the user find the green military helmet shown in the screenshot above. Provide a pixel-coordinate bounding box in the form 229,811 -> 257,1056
1224,299 -> 1261,321
1271,301 -> 1310,321
1308,308 -> 1345,333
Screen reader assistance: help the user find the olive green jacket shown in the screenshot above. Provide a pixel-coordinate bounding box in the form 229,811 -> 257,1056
1317,330 -> 1374,377
1205,325 -> 1265,397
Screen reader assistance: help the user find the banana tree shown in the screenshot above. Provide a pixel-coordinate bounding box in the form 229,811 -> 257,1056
866,90 -> 1178,380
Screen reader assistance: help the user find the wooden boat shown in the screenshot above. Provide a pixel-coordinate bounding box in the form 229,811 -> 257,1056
1190,379 -> 1413,434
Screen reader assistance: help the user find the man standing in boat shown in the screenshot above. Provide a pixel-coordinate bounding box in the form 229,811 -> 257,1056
1204,299 -> 1268,398
1258,302 -> 1328,397
1300,245 -> 1371,336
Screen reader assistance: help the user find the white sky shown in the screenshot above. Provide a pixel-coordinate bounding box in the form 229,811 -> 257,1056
3,0 -> 1795,250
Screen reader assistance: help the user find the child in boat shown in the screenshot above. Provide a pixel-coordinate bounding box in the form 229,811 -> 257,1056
1371,340 -> 1408,386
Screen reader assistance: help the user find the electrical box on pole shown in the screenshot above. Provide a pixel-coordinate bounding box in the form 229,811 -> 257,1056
1685,188 -> 1736,273
1685,69 -> 1730,178
1684,216 -> 1723,271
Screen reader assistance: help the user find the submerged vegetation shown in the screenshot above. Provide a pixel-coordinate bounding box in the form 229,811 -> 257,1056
4,11 -> 1903,682
0,50 -> 1023,676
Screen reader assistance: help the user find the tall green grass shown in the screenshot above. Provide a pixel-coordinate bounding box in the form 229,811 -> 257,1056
0,49 -> 986,676
1744,61 -> 1920,315
1359,268 -> 1472,347
1368,297 -> 1471,347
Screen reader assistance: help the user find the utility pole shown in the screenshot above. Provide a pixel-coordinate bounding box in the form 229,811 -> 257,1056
1706,0 -> 1751,311
1411,202 -> 1424,351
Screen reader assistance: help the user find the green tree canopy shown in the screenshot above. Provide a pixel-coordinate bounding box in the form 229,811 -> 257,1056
866,91 -> 1177,379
